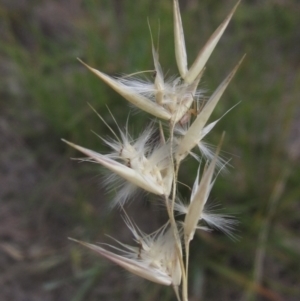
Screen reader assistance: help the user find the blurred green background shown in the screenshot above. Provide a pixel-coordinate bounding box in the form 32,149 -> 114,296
1,0 -> 300,300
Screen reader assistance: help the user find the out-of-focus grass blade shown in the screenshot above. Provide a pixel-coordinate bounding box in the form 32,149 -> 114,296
206,261 -> 284,301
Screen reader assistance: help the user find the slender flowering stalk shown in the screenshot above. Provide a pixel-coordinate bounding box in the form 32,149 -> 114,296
64,1 -> 244,300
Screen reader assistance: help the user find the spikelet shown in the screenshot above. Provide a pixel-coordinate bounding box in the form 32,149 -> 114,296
174,165 -> 238,240
70,215 -> 181,286
176,56 -> 245,162
62,124 -> 174,205
183,142 -> 221,244
174,0 -> 241,84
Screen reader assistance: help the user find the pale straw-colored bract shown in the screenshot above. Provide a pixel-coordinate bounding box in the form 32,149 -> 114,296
64,1 -> 243,300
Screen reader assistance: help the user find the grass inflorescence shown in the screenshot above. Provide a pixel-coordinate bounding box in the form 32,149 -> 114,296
65,1 -> 244,300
